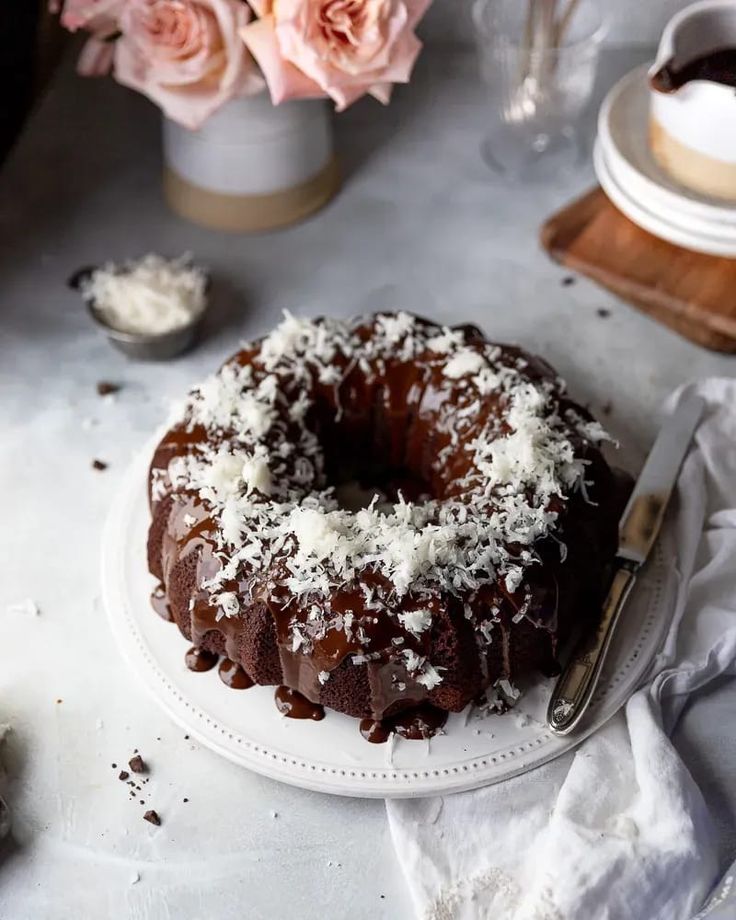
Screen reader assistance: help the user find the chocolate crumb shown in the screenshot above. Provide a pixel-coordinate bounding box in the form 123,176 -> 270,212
92,459 -> 108,471
139,800 -> 145,805
184,735 -> 189,740
56,699 -> 63,704
96,381 -> 121,396
561,276 -> 576,287
183,798 -> 189,803
111,763 -> 117,769
128,755 -> 146,774
597,308 -> 611,319
143,810 -> 161,826
118,770 -> 129,781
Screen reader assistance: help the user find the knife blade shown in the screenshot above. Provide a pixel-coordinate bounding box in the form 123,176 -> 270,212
0,794 -> 9,841
546,394 -> 705,736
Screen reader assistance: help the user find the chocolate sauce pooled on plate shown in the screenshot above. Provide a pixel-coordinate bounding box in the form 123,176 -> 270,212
150,584 -> 174,622
184,646 -> 218,672
274,686 -> 325,721
360,703 -> 448,744
218,659 -> 255,689
651,48 -> 736,92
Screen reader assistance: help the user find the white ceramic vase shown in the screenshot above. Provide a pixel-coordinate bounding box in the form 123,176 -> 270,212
163,92 -> 339,232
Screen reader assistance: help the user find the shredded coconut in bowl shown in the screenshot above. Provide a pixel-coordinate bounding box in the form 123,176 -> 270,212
83,253 -> 208,336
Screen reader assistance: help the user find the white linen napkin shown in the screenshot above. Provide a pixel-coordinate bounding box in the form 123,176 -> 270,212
387,378 -> 736,920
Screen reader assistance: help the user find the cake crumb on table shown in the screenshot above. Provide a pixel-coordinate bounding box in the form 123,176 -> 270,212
128,754 -> 146,774
143,810 -> 161,826
96,381 -> 121,396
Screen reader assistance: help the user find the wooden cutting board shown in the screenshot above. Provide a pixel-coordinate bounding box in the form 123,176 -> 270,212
540,187 -> 736,353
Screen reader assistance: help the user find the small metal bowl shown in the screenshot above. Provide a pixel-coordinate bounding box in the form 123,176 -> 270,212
86,301 -> 205,360
70,262 -> 210,361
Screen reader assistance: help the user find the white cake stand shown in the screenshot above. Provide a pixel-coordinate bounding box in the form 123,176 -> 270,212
102,443 -> 672,798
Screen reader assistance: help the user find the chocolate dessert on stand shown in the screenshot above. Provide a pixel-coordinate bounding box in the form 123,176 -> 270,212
147,312 -> 621,741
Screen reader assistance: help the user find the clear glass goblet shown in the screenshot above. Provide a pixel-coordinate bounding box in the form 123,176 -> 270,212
472,0 -> 606,180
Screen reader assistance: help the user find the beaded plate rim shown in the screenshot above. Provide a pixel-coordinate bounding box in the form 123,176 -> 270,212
101,440 -> 671,799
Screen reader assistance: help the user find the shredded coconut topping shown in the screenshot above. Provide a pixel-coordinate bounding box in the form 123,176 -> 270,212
398,608 -> 433,637
83,253 -> 207,336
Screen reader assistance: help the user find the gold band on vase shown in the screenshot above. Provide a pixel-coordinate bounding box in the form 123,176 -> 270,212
163,157 -> 341,232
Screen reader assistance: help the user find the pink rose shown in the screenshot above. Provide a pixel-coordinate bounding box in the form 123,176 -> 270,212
114,0 -> 264,130
242,0 -> 432,110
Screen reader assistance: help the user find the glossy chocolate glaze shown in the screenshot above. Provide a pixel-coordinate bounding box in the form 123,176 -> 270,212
218,659 -> 254,689
275,686 -> 325,721
147,315 -> 621,725
184,646 -> 218,672
151,584 -> 173,622
360,704 -> 448,743
652,48 -> 736,92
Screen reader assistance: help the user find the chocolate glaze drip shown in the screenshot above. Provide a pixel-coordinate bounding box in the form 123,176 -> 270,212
218,659 -> 254,689
275,686 -> 325,721
147,315 -> 623,726
539,658 -> 562,678
151,584 -> 173,622
184,646 -> 218,672
651,48 -> 736,92
360,704 -> 448,744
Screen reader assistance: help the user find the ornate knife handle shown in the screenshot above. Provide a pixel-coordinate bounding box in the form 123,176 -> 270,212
547,565 -> 637,736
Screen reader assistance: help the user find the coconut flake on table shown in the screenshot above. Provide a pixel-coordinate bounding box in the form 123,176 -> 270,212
83,254 -> 207,336
6,598 -> 40,617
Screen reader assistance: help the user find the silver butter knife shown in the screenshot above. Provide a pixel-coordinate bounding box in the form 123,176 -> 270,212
547,394 -> 705,736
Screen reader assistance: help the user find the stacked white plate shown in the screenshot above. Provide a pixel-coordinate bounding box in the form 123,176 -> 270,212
595,64 -> 736,258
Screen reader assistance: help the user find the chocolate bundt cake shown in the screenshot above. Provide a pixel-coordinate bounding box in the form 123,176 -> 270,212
147,312 -> 620,725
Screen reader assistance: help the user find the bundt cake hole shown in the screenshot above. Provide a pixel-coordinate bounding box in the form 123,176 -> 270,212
310,395 -> 438,511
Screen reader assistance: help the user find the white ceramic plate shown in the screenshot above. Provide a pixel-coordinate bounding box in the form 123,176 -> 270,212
598,64 -> 736,230
101,441 -> 672,798
595,140 -> 736,258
